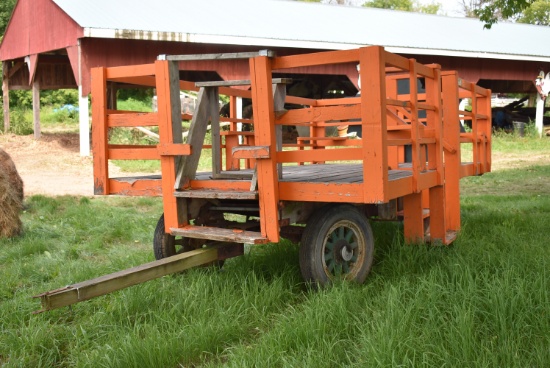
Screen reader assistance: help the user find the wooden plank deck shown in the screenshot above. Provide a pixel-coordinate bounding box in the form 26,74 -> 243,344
111,163 -> 414,187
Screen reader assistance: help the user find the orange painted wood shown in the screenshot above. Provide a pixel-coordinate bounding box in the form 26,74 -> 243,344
232,146 -> 270,159
277,148 -> 361,163
278,182 -> 363,203
428,185 -> 447,244
189,179 -> 251,191
157,143 -> 192,156
155,60 -> 185,231
360,46 -> 388,203
108,179 -> 163,197
107,112 -> 159,127
250,56 -> 280,241
403,192 -> 424,243
276,104 -> 361,126
107,76 -> 157,88
105,64 -> 156,79
108,145 -> 158,160
272,49 -> 360,69
91,67 -> 109,195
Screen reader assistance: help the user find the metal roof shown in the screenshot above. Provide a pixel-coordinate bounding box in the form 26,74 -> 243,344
53,0 -> 550,62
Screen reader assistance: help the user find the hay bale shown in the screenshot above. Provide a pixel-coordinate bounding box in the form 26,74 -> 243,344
0,148 -> 24,238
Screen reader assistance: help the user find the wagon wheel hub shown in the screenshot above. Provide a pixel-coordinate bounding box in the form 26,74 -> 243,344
324,225 -> 358,275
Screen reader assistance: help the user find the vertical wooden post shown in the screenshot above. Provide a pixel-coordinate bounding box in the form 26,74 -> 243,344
174,87 -> 214,188
78,42 -> 91,156
425,65 -> 444,184
91,67 -> 109,195
273,83 -> 286,179
386,76 -> 399,169
408,59 -> 421,191
360,46 -> 388,203
441,71 -> 461,232
32,80 -> 41,139
156,60 -> 185,230
210,87 -> 221,176
2,61 -> 9,133
535,93 -> 544,138
250,56 -> 280,242
403,192 -> 424,244
79,86 -> 90,156
225,95 -> 240,170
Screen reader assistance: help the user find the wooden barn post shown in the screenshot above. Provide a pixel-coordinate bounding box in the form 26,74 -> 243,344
2,61 -> 9,133
32,79 -> 41,139
78,42 -> 90,156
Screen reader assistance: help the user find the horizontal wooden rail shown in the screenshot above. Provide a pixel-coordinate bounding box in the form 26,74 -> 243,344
277,147 -> 362,163
107,112 -> 159,127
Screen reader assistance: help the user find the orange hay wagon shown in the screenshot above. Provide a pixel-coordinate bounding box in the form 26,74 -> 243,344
35,46 -> 491,312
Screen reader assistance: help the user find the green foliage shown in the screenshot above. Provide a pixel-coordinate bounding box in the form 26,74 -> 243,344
9,90 -> 33,109
363,0 -> 441,14
475,0 -> 534,28
39,106 -> 79,125
117,88 -> 154,105
0,0 -> 16,35
8,108 -> 33,135
517,0 -> 550,24
117,97 -> 153,112
364,0 -> 414,11
40,89 -> 79,107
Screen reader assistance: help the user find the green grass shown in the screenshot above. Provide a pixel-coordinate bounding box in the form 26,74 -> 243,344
1,135 -> 549,367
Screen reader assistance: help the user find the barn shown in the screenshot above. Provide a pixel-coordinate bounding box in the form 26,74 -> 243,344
1,0 -> 550,155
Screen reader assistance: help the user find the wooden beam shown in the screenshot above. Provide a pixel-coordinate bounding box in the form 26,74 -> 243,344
174,87 -> 214,189
162,50 -> 275,61
32,80 -> 41,139
2,61 -> 9,133
33,247 -> 221,313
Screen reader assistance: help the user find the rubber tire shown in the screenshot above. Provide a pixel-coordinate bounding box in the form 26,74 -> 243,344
299,204 -> 374,287
153,214 -> 225,269
153,214 -> 194,260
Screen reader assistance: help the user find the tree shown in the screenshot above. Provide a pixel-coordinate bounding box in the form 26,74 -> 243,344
363,0 -> 441,14
474,0 -> 534,27
517,0 -> 550,25
0,0 -> 16,36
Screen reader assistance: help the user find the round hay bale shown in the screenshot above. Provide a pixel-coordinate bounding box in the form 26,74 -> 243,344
0,148 -> 24,238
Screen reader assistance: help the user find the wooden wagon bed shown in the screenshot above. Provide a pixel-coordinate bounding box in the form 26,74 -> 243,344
92,46 -> 492,247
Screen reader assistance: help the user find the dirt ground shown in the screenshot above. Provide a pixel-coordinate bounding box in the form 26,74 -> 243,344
0,133 -> 132,197
1,132 -> 549,197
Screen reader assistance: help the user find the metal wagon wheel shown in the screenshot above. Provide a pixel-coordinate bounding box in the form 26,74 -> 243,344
299,204 -> 374,287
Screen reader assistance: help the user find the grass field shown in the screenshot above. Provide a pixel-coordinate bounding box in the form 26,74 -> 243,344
1,133 -> 549,367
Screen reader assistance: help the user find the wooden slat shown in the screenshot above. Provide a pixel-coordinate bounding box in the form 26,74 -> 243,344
164,50 -> 275,61
278,182 -> 364,203
196,78 -> 292,88
108,178 -> 162,197
174,189 -> 258,200
276,104 -> 361,126
170,226 -> 268,244
175,87 -> 214,189
157,143 -> 192,156
272,49 -> 360,69
277,147 -> 361,163
108,145 -> 159,160
233,146 -> 270,159
105,64 -> 156,79
107,112 -> 159,127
